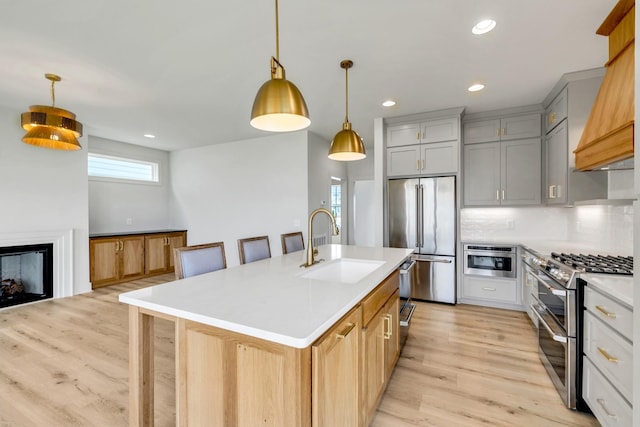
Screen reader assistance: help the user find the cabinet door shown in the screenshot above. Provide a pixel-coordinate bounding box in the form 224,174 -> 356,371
386,123 -> 420,148
545,88 -> 568,134
463,142 -> 501,206
89,238 -> 119,287
384,293 -> 400,380
167,232 -> 186,270
387,146 -> 421,177
421,117 -> 458,143
545,121 -> 568,205
312,306 -> 361,427
120,236 -> 145,280
501,114 -> 541,140
421,141 -> 458,174
145,234 -> 169,274
501,138 -> 541,205
463,119 -> 500,144
361,308 -> 386,425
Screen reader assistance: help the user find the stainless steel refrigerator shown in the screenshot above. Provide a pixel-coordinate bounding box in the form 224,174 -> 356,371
388,176 -> 456,303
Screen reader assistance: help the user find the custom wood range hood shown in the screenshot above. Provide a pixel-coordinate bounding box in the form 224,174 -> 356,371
574,0 -> 635,171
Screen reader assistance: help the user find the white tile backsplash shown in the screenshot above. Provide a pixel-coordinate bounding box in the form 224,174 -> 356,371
461,205 -> 633,256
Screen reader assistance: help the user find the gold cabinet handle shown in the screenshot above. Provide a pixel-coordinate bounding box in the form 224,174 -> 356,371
595,305 -> 616,318
115,241 -> 119,252
597,347 -> 619,363
496,190 -> 500,201
421,159 -> 425,170
336,322 -> 356,339
416,132 -> 420,140
120,241 -> 124,251
548,185 -> 555,199
416,160 -> 420,171
383,314 -> 392,339
495,128 -> 499,137
596,399 -> 617,418
501,127 -> 506,136
502,190 -> 505,200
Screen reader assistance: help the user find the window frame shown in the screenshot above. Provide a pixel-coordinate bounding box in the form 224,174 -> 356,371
88,152 -> 161,185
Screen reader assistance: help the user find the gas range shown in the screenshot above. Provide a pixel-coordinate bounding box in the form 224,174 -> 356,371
529,252 -> 633,290
550,252 -> 633,276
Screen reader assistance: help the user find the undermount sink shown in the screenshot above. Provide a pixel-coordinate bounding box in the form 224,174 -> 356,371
299,258 -> 385,284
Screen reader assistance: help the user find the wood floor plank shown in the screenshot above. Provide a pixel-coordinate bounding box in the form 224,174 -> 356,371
0,275 -> 599,426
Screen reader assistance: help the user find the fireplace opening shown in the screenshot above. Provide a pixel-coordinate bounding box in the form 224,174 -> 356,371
0,243 -> 53,309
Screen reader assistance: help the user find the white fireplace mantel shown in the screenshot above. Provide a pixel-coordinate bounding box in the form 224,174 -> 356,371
0,230 -> 74,299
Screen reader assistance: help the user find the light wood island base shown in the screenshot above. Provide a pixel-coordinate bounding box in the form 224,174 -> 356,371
127,271 -> 399,427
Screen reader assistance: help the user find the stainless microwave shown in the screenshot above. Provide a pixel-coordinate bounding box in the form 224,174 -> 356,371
463,244 -> 517,279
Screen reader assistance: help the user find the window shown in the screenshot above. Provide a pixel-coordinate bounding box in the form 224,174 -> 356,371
88,153 -> 159,183
331,180 -> 342,233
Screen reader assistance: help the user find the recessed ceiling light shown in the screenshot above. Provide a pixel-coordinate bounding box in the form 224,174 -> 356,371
382,100 -> 396,107
143,134 -> 156,138
472,19 -> 496,35
468,84 -> 485,92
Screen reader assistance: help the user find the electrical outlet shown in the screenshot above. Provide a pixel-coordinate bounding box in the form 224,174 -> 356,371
126,218 -> 133,225
293,219 -> 301,227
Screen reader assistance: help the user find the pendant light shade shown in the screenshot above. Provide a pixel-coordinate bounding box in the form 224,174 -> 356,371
250,0 -> 310,132
328,60 -> 366,161
21,74 -> 82,150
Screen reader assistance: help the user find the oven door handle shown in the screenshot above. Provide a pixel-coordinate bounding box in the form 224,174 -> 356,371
530,271 -> 566,296
531,304 -> 567,343
414,257 -> 452,264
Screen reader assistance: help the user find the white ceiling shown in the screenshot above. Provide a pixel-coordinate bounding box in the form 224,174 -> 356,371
0,0 -> 617,152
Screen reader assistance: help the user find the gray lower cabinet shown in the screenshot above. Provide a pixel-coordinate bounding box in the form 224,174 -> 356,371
464,138 -> 541,206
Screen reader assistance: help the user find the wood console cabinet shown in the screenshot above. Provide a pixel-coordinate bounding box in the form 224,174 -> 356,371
89,235 -> 145,288
89,230 -> 186,288
145,232 -> 186,275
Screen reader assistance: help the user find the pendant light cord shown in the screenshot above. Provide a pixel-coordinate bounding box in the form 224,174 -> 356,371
50,79 -> 56,108
344,66 -> 349,123
275,0 -> 279,62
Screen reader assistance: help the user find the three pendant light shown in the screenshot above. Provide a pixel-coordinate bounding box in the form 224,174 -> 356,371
251,0 -> 365,161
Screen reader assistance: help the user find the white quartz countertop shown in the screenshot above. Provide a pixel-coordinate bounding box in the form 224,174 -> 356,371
581,273 -> 634,309
119,245 -> 413,348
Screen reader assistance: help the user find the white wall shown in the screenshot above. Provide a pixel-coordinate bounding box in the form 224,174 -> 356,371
347,152 -> 374,245
0,106 -> 90,295
307,132 -> 348,244
170,132 -> 309,266
88,136 -> 171,233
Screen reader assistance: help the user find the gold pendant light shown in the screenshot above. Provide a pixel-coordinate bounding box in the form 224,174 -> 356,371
328,60 -> 366,161
250,0 -> 310,132
21,74 -> 83,150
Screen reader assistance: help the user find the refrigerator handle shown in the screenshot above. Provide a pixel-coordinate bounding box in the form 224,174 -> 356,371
419,185 -> 424,248
415,184 -> 420,248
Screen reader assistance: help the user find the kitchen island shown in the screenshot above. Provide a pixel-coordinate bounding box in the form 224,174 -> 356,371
119,244 -> 413,426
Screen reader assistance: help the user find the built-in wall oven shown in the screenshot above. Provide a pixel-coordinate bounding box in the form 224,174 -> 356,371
463,244 -> 516,278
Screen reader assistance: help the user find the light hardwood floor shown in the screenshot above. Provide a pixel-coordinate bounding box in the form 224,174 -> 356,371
0,275 -> 599,426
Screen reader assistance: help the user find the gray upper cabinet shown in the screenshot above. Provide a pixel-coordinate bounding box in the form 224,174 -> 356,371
463,142 -> 501,206
464,139 -> 541,206
502,138 -> 541,205
386,116 -> 459,177
544,87 -> 568,134
387,117 -> 459,148
542,72 -> 608,205
463,114 -> 540,144
463,112 -> 542,207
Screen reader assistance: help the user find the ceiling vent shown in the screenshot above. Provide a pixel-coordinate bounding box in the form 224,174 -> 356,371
574,0 -> 634,171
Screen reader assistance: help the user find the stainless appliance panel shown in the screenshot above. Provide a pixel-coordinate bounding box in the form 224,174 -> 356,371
420,176 -> 456,256
463,246 -> 516,279
411,254 -> 455,303
388,179 -> 419,250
